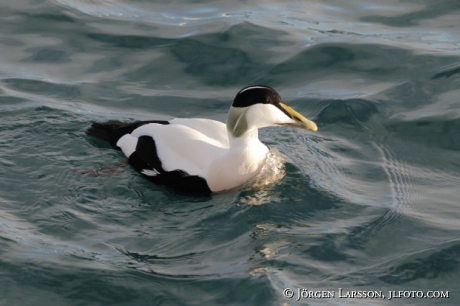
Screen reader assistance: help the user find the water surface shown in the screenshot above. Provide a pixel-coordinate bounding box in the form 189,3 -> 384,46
1,0 -> 460,305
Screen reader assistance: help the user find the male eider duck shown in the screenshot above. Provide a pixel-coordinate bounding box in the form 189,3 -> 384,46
86,85 -> 317,194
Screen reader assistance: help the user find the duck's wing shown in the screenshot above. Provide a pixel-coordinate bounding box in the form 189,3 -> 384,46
128,122 -> 227,176
86,118 -> 228,194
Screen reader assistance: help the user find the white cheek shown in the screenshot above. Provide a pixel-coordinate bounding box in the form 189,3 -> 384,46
246,104 -> 294,128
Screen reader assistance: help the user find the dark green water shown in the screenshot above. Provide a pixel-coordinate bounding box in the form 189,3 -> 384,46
1,0 -> 460,305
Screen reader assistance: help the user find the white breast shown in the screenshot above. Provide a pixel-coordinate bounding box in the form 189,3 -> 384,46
205,138 -> 269,192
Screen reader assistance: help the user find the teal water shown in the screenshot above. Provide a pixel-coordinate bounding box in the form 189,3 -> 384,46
1,0 -> 460,305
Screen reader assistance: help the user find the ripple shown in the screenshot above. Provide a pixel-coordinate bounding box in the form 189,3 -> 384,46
378,239 -> 460,285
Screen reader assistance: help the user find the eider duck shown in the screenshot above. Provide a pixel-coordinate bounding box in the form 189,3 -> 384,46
86,85 -> 317,194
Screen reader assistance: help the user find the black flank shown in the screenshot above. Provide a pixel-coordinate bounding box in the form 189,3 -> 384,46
129,136 -> 212,195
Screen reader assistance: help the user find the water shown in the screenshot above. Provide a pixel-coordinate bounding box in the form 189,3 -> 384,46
1,0 -> 460,305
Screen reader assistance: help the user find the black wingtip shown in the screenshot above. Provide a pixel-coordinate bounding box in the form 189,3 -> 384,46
85,121 -> 124,147
85,120 -> 171,148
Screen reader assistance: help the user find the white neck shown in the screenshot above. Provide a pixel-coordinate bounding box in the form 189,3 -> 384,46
227,127 -> 258,148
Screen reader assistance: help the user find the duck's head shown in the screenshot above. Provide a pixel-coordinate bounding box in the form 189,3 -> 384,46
227,85 -> 318,138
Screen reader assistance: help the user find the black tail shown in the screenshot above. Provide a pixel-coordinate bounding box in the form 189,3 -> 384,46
86,120 -> 170,148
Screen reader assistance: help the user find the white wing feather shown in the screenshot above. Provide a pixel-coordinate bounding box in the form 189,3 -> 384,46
130,120 -> 228,177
